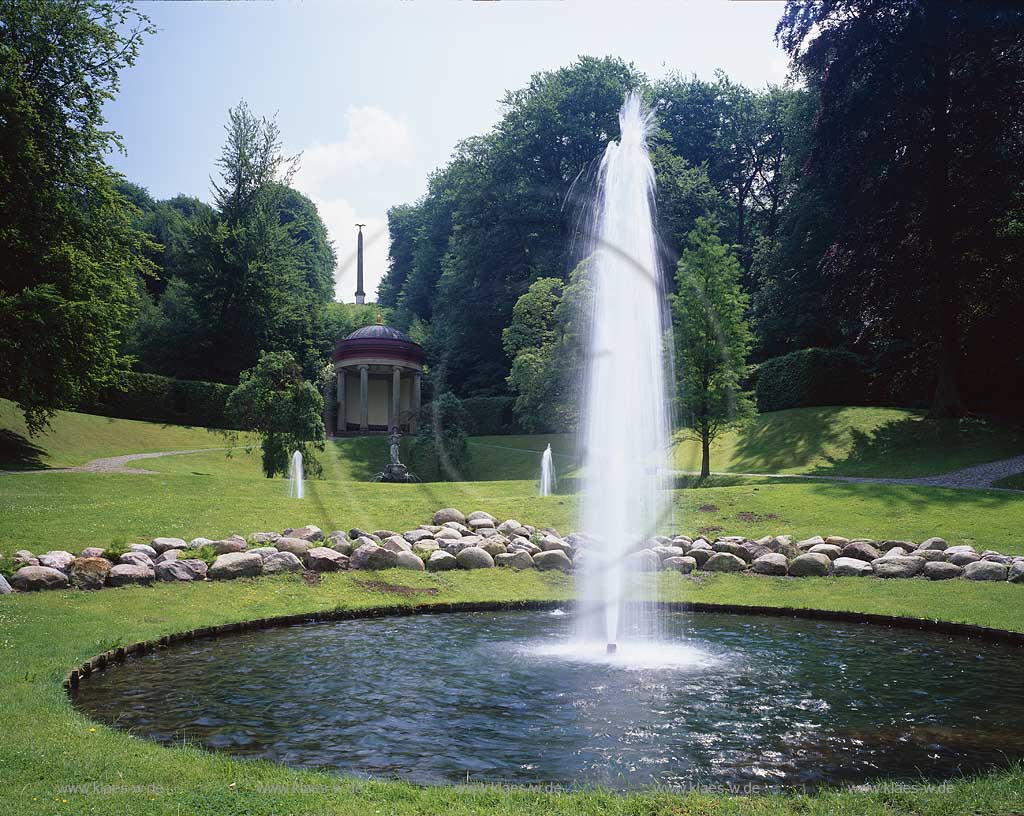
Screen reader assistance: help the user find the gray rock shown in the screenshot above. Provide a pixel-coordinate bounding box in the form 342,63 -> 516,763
442,521 -> 470,533
128,543 -> 158,558
403,529 -> 436,545
38,550 -> 76,572
426,550 -> 458,571
69,557 -> 111,590
246,547 -> 279,560
12,549 -> 36,563
508,537 -> 541,556
155,559 -> 208,582
495,550 -> 535,570
628,549 -> 662,572
881,540 -> 916,552
306,547 -> 349,572
208,552 -> 262,580
921,537 -> 947,550
982,553 -> 1013,565
796,536 -> 826,551
249,532 -> 280,545
832,557 -> 873,577
752,553 -> 789,576
534,549 -> 573,572
328,538 -> 353,556
739,541 -> 775,562
883,546 -> 909,558
1008,561 -> 1024,584
703,552 -> 748,573
788,553 -> 831,577
274,537 -> 311,559
433,508 -> 466,525
375,530 -> 402,539
923,561 -> 963,581
189,537 -> 215,548
291,525 -> 323,542
963,561 -> 1007,581
383,535 -> 414,554
150,537 -> 187,554
349,544 -> 398,571
915,549 -> 947,563
653,545 -> 685,561
871,555 -> 925,579
11,565 -> 68,591
481,540 -> 508,557
412,540 -> 439,559
688,548 -> 714,567
118,552 -> 153,568
154,549 -> 183,564
79,547 -> 106,559
261,551 -> 304,575
808,543 -> 842,560
825,536 -> 851,547
211,538 -> 247,555
456,547 -> 494,569
434,528 -> 463,541
0,574 -> 11,595
107,563 -> 155,587
466,510 -> 496,523
394,551 -> 425,571
948,551 -> 981,567
687,539 -> 713,551
540,535 -> 573,555
474,527 -> 499,538
496,519 -> 522,536
944,544 -> 977,556
662,555 -> 698,574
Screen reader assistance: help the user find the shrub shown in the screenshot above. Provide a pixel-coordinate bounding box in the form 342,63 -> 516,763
407,392 -> 471,481
81,372 -> 233,428
755,348 -> 867,412
459,396 -> 517,436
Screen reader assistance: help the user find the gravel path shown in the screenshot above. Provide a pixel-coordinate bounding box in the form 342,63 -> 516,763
1,448 -> 235,476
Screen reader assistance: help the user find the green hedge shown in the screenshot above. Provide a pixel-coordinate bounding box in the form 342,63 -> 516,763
81,372 -> 234,428
459,396 -> 517,436
755,348 -> 867,412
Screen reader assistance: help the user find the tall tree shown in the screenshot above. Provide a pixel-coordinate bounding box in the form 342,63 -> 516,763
777,0 -> 1024,417
672,218 -> 754,479
0,0 -> 155,433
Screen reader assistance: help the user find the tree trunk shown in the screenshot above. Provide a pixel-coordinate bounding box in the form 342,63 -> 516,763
926,3 -> 962,418
700,427 -> 711,480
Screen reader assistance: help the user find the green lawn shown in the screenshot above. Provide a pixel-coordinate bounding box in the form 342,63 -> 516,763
2,571 -> 1024,816
993,472 -> 1024,490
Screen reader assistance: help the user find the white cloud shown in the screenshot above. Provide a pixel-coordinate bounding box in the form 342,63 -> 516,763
291,105 -> 413,302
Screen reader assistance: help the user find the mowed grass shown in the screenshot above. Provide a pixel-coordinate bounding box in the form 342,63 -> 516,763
0,399 -> 247,470
2,571 -> 1024,816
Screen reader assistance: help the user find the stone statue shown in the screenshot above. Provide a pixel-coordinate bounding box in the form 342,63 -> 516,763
388,426 -> 401,465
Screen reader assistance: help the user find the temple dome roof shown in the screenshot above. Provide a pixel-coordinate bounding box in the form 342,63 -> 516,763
345,324 -> 412,342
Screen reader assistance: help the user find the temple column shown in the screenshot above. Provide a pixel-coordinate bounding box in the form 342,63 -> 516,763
358,365 -> 369,431
410,370 -> 422,433
391,366 -> 402,429
336,369 -> 346,432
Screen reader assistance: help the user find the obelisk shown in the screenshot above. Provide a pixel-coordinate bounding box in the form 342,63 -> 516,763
355,223 -> 366,305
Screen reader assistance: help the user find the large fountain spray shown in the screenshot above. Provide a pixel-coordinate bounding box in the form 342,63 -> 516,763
578,92 -> 672,652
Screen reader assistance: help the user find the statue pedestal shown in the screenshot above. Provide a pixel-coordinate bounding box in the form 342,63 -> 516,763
378,463 -> 417,483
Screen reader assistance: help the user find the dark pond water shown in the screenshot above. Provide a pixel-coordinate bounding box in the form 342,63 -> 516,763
73,610 -> 1024,792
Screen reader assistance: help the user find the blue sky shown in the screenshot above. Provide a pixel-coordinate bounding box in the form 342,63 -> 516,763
105,0 -> 789,302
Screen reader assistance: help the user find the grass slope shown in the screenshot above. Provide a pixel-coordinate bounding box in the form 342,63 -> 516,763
2,572 -> 1024,816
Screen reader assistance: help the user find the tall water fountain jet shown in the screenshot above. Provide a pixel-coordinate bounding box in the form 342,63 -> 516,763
540,444 -> 556,497
288,450 -> 304,499
578,93 -> 672,653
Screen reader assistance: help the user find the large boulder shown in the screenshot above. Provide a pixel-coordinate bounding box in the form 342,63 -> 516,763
79,547 -> 106,559
652,545 -> 685,562
808,543 -> 842,560
871,555 -> 925,579
948,551 -> 981,567
249,532 -> 280,545
426,550 -> 458,572
0,574 -> 11,595
540,535 -> 573,556
628,549 -> 662,573
38,550 -> 76,573
11,565 -> 68,591
915,549 -> 947,563
433,508 -> 466,525
456,547 -> 494,570
394,551 -> 425,571
751,553 -> 789,576
189,537 -> 215,548
107,563 -> 155,587
246,547 -> 279,560
403,529 -> 435,545
69,557 -> 111,590
328,537 -> 353,556
963,561 -> 1007,582
788,553 -> 831,577
662,555 -> 698,574
534,549 -> 572,572
703,552 -> 747,573
349,544 -> 398,571
155,559 -> 208,582
920,537 -> 948,550
306,547 -> 349,572
154,549 -> 183,564
687,548 -> 714,568
1008,561 -> 1024,584
290,525 -> 324,542
382,535 -> 414,554
119,552 -> 153,568
796,536 -> 826,552
481,540 -> 508,558
412,541 -> 439,559
208,552 -> 263,580
923,561 -> 963,581
434,528 -> 463,541
496,519 -> 522,536
468,518 -> 496,532
832,557 -> 873,577
275,537 -> 311,559
842,541 -> 880,563
129,543 -> 158,559
150,537 -> 187,554
211,538 -> 246,555
466,510 -> 496,524
508,537 -> 541,556
12,549 -> 39,567
495,550 -> 535,570
261,551 -> 304,575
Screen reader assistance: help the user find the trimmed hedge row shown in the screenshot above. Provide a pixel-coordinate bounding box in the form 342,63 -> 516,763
755,348 -> 867,413
81,372 -> 234,428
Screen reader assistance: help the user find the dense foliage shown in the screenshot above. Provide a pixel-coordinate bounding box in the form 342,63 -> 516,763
672,219 -> 755,477
755,348 -> 867,414
81,372 -> 233,429
224,351 -> 325,478
406,392 -> 472,481
0,0 -> 155,433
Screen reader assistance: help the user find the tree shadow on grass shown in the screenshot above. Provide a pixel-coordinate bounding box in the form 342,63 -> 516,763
0,428 -> 49,471
803,478 -> 1024,515
729,407 -> 850,475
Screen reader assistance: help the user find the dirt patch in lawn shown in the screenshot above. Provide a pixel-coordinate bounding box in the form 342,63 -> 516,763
698,503 -> 720,513
737,511 -> 779,523
698,525 -> 724,536
354,579 -> 440,597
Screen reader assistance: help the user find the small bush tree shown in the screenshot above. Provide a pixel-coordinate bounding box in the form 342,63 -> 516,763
225,351 -> 324,478
407,392 -> 471,481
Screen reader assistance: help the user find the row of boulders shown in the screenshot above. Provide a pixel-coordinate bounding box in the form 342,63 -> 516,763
3,509 -> 1022,594
624,533 -> 1024,583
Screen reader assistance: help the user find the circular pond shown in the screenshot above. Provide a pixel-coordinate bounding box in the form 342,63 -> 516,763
73,609 -> 1024,791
